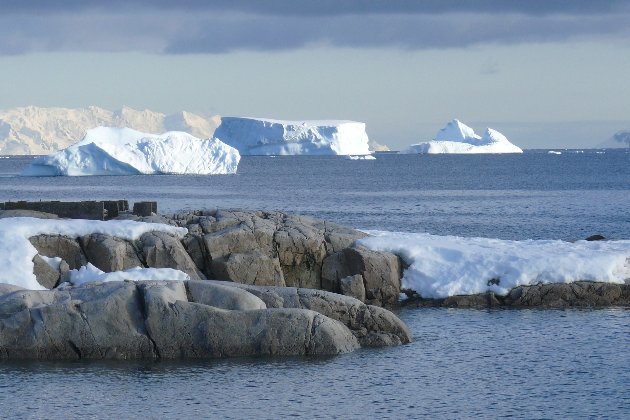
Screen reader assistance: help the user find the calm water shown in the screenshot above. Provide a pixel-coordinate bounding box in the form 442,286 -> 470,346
1,309 -> 628,419
1,149 -> 629,240
1,151 -> 629,418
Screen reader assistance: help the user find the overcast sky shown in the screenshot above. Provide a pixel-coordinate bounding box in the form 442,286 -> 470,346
0,0 -> 629,149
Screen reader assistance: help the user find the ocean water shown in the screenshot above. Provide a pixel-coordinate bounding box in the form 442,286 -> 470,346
1,150 -> 629,418
1,149 -> 629,240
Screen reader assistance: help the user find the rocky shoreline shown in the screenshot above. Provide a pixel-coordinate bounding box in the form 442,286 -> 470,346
0,280 -> 410,360
401,281 -> 630,309
1,206 -> 628,360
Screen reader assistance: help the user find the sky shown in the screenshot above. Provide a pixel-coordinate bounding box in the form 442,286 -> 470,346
0,0 -> 629,149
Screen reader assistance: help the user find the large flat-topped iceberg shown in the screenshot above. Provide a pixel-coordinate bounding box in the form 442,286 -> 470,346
21,127 -> 240,176
402,119 -> 523,154
213,117 -> 372,155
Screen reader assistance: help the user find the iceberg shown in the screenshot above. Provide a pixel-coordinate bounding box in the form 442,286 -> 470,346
21,127 -> 240,176
213,117 -> 372,156
401,119 -> 523,154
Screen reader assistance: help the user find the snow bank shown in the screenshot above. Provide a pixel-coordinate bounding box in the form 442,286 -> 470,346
0,217 -> 188,290
359,231 -> 630,299
213,117 -> 372,155
21,126 -> 240,176
401,119 -> 523,154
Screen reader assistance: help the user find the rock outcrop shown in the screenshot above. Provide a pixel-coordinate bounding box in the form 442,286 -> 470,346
0,280 -> 410,360
99,209 -> 400,306
402,281 -> 630,309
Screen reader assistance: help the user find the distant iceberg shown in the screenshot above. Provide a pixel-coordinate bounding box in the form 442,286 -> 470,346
213,117 -> 372,156
401,119 -> 523,154
21,127 -> 240,176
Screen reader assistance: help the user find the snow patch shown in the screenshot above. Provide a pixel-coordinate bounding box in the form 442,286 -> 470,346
214,117 -> 372,156
68,263 -> 189,286
359,231 -> 630,299
0,217 -> 187,290
21,126 -> 240,176
401,119 -> 523,154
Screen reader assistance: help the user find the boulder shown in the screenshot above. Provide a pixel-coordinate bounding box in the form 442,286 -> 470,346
219,282 -> 411,347
211,251 -> 285,286
186,280 -> 266,311
29,234 -> 87,269
322,247 -> 401,306
0,280 -> 418,360
140,231 -> 203,280
32,254 -> 61,289
80,233 -> 143,272
340,275 -> 366,302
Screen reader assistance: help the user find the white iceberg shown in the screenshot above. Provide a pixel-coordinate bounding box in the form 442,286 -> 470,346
213,117 -> 372,156
359,231 -> 630,299
401,119 -> 523,154
21,126 -> 241,176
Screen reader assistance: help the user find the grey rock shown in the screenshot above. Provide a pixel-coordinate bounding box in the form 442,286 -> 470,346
29,235 -> 87,270
181,234 -> 210,276
219,282 -> 411,347
323,221 -> 367,253
404,282 -> 630,308
80,233 -> 143,272
186,280 -> 267,311
340,275 -> 366,302
505,281 -> 630,308
212,251 -> 285,286
322,247 -> 401,306
140,231 -> 203,280
32,254 -> 61,289
0,280 -> 379,360
274,217 -> 327,289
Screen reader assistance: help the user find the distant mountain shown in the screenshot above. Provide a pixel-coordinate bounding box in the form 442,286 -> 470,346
597,130 -> 630,149
0,106 -> 221,155
0,106 -> 388,155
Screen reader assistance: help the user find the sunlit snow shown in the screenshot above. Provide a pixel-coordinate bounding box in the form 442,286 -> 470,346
0,217 -> 187,290
359,231 -> 630,299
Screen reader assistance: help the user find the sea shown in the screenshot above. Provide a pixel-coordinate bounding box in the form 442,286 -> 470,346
0,150 -> 629,419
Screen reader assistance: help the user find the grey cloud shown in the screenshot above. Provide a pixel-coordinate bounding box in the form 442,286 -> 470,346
0,2 -> 629,55
2,0 -> 629,16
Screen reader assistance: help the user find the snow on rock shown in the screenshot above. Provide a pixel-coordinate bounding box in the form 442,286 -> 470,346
21,127 -> 240,176
67,263 -> 189,287
359,231 -> 630,299
401,119 -> 523,154
0,217 -> 188,290
213,117 -> 372,155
